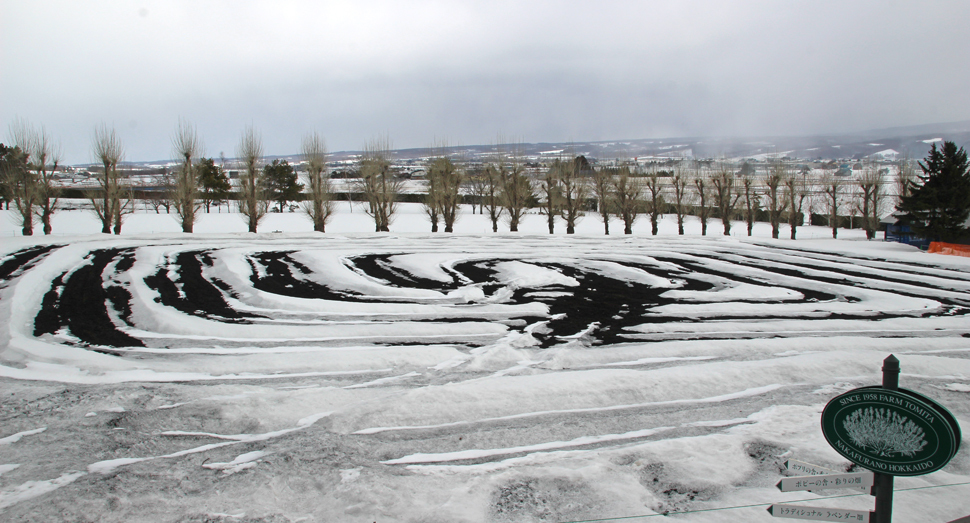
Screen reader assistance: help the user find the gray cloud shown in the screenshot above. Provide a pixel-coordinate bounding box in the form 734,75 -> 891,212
3,0 -> 969,163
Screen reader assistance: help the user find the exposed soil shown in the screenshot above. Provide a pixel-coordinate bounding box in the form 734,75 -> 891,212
26,245 -> 970,355
144,250 -> 263,322
33,248 -> 145,349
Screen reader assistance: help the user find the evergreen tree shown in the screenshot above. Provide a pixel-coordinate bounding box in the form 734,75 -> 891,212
896,141 -> 970,242
197,157 -> 231,212
0,143 -> 17,210
263,159 -> 303,213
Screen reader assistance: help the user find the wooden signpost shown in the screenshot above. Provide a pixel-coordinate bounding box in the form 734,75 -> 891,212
769,355 -> 962,523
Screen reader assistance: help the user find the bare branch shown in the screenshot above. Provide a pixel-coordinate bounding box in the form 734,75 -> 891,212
237,126 -> 267,233
301,131 -> 333,232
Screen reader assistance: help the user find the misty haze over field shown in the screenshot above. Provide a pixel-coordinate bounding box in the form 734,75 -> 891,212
3,1 -> 970,164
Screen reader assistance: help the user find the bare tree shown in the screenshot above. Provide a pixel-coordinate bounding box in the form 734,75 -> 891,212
857,161 -> 885,240
592,166 -> 613,235
172,119 -> 202,233
894,157 -> 916,206
711,162 -> 741,236
739,172 -> 759,236
423,162 -> 441,232
821,170 -> 843,238
612,165 -> 641,234
146,170 -> 173,214
111,165 -> 135,234
784,169 -> 810,239
479,163 -> 504,232
540,160 -> 562,234
90,124 -> 125,234
692,164 -> 712,236
764,162 -> 789,239
559,156 -> 589,234
499,148 -> 532,232
301,132 -> 334,232
463,167 -> 482,215
426,151 -> 465,232
643,168 -> 664,235
357,137 -> 401,232
237,126 -> 268,233
24,126 -> 61,235
670,163 -> 692,235
5,120 -> 37,235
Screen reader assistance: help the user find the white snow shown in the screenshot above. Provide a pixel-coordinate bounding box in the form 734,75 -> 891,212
0,428 -> 46,445
941,383 -> 970,393
87,411 -> 332,475
0,472 -> 86,510
383,426 -> 676,465
1,205 -> 968,521
871,148 -> 899,158
202,450 -> 268,475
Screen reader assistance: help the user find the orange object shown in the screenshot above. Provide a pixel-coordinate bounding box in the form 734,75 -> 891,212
928,242 -> 970,257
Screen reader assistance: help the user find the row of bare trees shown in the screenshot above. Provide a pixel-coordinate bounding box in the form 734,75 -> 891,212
1,119 -> 61,235
333,152 -> 902,237
582,160 -> 893,239
1,120 -> 339,236
1,121 -> 903,238
468,157 -> 899,238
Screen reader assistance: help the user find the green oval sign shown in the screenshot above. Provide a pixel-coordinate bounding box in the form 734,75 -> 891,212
821,387 -> 961,476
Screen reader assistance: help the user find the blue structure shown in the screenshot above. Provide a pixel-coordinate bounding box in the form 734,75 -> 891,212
884,218 -> 930,250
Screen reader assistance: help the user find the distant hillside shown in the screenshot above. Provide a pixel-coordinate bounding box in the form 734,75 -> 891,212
300,119 -> 970,164
109,120 -> 970,168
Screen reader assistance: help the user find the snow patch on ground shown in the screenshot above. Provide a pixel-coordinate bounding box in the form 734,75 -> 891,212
941,383 -> 970,393
0,428 -> 46,445
202,450 -> 268,475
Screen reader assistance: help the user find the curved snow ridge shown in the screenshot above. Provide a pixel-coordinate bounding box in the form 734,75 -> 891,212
624,316 -> 970,339
492,260 -> 580,288
352,384 -> 782,435
343,371 -> 421,389
202,450 -> 268,475
0,361 -> 396,384
382,426 -> 677,465
0,427 -> 46,445
0,472 -> 86,511
396,416 -> 760,473
88,411 -> 333,475
660,282 -> 802,302
600,355 -> 717,367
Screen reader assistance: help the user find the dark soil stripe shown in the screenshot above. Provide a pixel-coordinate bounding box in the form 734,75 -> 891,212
33,249 -> 145,348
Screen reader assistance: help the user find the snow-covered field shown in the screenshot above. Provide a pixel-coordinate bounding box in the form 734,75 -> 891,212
1,205 -> 969,522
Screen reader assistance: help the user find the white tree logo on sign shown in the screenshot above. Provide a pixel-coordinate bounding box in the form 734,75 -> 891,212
843,407 -> 928,457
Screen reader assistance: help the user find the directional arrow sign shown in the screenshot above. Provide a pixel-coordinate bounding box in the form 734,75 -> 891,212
768,503 -> 871,522
785,459 -> 837,476
776,472 -> 874,492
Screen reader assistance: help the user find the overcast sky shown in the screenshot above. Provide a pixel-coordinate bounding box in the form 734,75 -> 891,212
2,0 -> 969,164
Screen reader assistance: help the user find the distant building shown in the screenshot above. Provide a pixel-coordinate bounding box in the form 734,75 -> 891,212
883,214 -> 930,250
